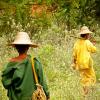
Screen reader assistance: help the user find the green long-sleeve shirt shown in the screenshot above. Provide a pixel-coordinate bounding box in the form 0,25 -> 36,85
2,55 -> 49,100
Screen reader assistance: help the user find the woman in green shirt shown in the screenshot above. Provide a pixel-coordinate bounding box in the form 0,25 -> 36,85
2,32 -> 50,100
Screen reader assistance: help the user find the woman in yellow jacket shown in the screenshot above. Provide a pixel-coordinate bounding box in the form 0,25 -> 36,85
72,26 -> 97,95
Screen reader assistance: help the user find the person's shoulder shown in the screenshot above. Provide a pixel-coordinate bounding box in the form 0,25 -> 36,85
2,59 -> 18,72
75,39 -> 81,43
9,57 -> 17,62
85,39 -> 92,45
9,57 -> 22,63
34,57 -> 41,63
9,56 -> 27,62
85,39 -> 90,42
74,39 -> 80,46
8,58 -> 19,66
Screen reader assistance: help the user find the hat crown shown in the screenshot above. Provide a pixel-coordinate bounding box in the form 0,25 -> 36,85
12,32 -> 32,45
81,26 -> 89,31
10,32 -> 38,47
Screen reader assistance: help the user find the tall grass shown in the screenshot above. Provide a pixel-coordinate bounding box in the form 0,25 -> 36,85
0,24 -> 100,100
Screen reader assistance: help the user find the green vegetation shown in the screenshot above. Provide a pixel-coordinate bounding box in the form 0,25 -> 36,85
0,0 -> 100,100
0,24 -> 100,100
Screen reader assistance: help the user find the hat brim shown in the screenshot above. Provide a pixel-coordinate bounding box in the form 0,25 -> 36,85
79,31 -> 92,34
8,43 -> 39,48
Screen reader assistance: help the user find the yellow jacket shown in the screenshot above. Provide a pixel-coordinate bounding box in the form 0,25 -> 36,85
73,39 -> 96,70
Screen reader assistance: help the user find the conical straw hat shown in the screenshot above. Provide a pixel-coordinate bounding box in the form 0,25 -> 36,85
79,26 -> 92,34
10,32 -> 38,48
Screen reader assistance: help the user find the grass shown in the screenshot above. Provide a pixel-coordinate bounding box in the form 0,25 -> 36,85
0,34 -> 100,100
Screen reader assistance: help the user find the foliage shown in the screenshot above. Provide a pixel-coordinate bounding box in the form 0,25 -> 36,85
0,0 -> 100,99
0,23 -> 100,100
0,0 -> 100,36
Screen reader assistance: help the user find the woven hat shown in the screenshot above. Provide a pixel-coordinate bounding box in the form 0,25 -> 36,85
10,32 -> 38,48
79,26 -> 92,34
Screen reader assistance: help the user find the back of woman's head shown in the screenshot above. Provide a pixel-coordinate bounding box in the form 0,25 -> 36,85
80,34 -> 87,38
80,34 -> 89,39
15,45 -> 29,54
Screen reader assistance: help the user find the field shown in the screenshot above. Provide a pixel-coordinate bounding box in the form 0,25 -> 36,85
0,30 -> 100,100
0,0 -> 100,99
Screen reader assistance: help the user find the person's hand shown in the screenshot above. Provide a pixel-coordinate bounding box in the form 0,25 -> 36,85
92,41 -> 96,45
